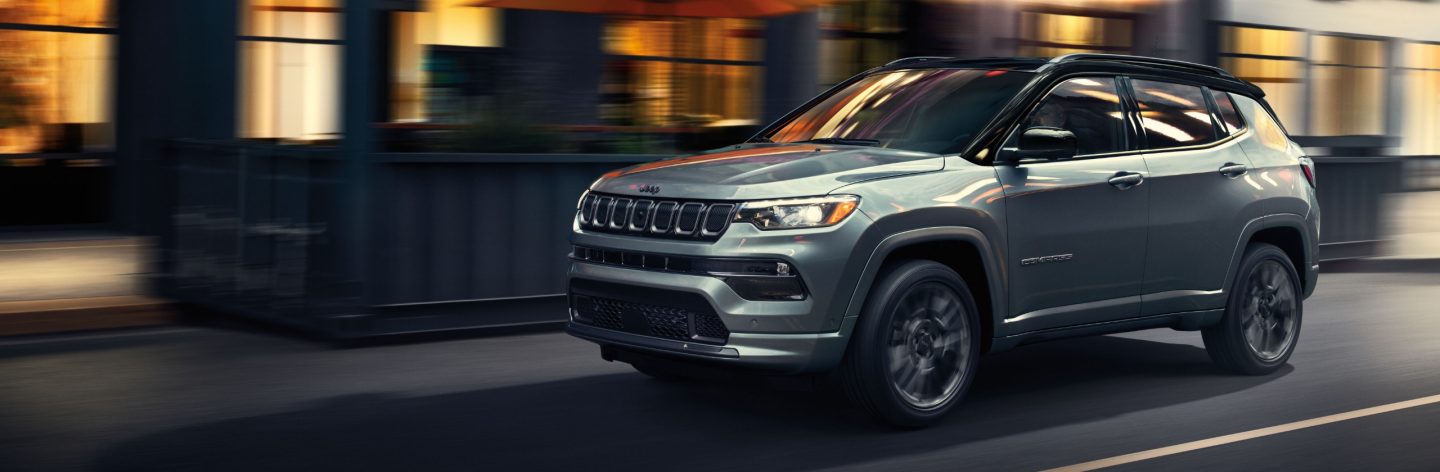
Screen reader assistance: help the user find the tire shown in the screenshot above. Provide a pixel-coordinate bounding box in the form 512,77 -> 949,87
839,260 -> 982,428
1203,243 -> 1303,375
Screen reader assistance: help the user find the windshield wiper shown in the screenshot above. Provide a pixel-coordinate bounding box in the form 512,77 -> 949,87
796,137 -> 881,146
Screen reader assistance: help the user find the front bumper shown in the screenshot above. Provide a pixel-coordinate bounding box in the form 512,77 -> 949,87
566,261 -> 854,373
565,212 -> 870,372
567,318 -> 854,373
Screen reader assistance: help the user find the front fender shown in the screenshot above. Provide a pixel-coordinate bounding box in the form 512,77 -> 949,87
834,213 -> 1008,349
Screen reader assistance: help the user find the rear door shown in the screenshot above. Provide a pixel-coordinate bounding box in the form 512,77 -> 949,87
1134,79 -> 1264,315
995,76 -> 1150,334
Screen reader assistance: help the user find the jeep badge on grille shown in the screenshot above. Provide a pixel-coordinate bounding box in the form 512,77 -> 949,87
637,184 -> 661,195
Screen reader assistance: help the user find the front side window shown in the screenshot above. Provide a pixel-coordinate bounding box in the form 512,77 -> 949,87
1011,76 -> 1127,156
1132,79 -> 1217,150
764,68 -> 1032,154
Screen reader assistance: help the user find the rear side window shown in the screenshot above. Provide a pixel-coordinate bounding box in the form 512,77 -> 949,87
1131,79 -> 1218,149
1230,93 -> 1291,152
1210,89 -> 1246,135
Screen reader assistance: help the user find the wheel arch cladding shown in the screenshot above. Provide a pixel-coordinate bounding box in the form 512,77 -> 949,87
1249,225 -> 1308,292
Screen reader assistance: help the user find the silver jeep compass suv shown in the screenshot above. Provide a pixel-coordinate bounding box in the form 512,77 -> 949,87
567,54 -> 1320,427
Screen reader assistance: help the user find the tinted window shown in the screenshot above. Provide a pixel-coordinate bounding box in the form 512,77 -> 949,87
764,69 -> 1032,154
1132,79 -> 1218,149
1012,76 -> 1127,156
1230,93 -> 1291,152
1211,89 -> 1246,135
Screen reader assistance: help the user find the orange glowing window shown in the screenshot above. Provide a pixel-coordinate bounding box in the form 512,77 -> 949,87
0,0 -> 114,154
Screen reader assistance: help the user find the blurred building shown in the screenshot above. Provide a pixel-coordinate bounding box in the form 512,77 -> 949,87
0,0 -> 1434,335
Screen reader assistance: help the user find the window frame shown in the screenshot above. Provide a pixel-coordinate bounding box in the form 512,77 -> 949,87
1205,87 -> 1248,137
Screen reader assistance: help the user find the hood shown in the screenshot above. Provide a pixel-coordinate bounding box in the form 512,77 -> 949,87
591,143 -> 944,200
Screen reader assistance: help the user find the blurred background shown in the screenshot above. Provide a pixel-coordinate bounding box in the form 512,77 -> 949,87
0,0 -> 1435,337
2,2 -> 1440,471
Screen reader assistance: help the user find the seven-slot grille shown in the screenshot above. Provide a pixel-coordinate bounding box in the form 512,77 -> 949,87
578,192 -> 736,241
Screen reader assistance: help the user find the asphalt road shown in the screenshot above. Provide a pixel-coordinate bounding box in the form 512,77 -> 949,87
2,271 -> 1438,471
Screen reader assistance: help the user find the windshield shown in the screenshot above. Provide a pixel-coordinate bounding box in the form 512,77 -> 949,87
762,69 -> 1033,155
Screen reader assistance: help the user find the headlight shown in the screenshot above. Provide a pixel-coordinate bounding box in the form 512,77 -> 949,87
734,195 -> 860,230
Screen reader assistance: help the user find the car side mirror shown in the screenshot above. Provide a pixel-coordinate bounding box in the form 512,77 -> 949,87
1011,126 -> 1078,163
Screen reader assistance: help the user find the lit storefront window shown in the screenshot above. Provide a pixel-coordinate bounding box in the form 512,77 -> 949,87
390,2 -> 503,123
1218,25 -> 1307,134
1403,42 -> 1440,155
0,0 -> 114,154
601,17 -> 762,127
1310,34 -> 1387,136
239,0 -> 341,143
1018,11 -> 1132,57
819,0 -> 903,86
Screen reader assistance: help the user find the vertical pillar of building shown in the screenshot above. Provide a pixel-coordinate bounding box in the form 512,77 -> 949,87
116,0 -> 239,235
116,0 -> 239,299
762,12 -> 820,124
340,0 -> 377,312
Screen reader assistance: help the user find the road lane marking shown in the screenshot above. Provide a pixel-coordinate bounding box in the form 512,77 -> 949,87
1046,393 -> 1440,471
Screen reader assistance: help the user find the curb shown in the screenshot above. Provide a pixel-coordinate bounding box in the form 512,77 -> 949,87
0,296 -> 176,337
1320,258 -> 1440,274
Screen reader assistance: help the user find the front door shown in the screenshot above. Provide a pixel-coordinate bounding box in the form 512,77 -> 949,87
995,76 -> 1149,334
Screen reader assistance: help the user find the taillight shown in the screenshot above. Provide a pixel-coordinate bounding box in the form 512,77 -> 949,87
1299,157 -> 1316,187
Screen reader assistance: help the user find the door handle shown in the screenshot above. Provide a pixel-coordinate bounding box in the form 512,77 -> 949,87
1219,162 -> 1249,178
1107,172 -> 1143,190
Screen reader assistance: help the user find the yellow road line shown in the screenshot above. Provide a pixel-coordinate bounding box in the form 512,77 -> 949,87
1046,393 -> 1440,472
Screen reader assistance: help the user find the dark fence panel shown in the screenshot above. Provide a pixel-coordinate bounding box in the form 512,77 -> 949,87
1403,156 -> 1440,191
162,141 -> 657,336
167,141 -> 350,331
371,160 -> 611,305
1313,157 -> 1404,259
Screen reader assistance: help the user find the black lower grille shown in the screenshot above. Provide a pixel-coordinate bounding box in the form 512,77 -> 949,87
570,287 -> 730,344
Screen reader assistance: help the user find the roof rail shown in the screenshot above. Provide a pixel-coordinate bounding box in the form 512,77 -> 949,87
884,56 -> 951,67
1046,53 -> 1235,79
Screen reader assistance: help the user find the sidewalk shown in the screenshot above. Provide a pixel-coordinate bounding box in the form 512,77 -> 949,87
0,234 -> 175,336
